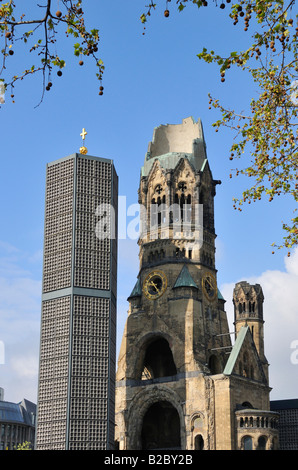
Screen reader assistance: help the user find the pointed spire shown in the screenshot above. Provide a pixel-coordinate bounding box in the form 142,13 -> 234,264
127,278 -> 142,299
173,265 -> 198,289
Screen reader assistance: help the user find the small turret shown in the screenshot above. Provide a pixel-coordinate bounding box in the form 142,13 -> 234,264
233,281 -> 268,379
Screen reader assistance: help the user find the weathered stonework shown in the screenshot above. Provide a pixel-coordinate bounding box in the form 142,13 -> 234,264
115,118 -> 279,450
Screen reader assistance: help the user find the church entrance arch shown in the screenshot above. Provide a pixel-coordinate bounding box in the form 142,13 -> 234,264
141,401 -> 181,450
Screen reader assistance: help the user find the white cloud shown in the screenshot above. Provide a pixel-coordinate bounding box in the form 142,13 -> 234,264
220,247 -> 298,401
11,355 -> 39,379
0,241 -> 42,403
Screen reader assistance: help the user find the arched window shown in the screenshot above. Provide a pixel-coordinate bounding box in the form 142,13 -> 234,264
208,355 -> 222,374
194,434 -> 204,450
242,401 -> 254,409
257,436 -> 267,450
180,193 -> 185,221
141,401 -> 180,450
242,435 -> 253,450
141,338 -> 177,380
151,198 -> 157,227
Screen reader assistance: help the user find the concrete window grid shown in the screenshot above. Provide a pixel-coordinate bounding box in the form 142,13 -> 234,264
71,356 -> 110,380
76,177 -> 112,198
44,218 -> 72,237
39,334 -> 70,358
74,250 -> 110,272
72,315 -> 110,338
278,408 -> 298,449
68,419 -> 108,446
72,314 -> 92,336
70,376 -> 90,398
75,212 -> 95,231
39,360 -> 54,379
90,357 -> 109,378
74,268 -> 110,290
37,296 -> 71,438
37,157 -> 117,450
72,335 -> 91,355
37,378 -> 68,402
71,356 -> 91,376
69,399 -> 108,420
73,295 -> 110,316
43,250 -> 72,271
43,263 -> 72,292
43,160 -> 74,294
45,197 -> 73,217
75,230 -> 94,249
77,157 -> 111,177
89,379 -> 109,399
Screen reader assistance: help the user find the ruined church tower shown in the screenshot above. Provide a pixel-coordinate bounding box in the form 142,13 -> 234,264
115,117 -> 279,450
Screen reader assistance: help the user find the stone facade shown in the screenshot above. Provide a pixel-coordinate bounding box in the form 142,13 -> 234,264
115,117 -> 279,450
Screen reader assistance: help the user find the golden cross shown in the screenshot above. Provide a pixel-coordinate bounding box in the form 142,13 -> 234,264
80,128 -> 87,141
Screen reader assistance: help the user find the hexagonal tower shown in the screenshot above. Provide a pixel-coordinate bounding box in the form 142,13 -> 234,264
115,118 -> 278,450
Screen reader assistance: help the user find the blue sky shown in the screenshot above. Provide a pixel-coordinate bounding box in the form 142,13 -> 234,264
0,1 -> 297,404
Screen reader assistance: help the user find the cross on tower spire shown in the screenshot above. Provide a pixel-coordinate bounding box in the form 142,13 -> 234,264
79,127 -> 88,155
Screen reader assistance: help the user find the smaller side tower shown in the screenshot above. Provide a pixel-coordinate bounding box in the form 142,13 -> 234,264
233,281 -> 268,380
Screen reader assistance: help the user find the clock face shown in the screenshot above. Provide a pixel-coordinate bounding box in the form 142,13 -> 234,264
202,272 -> 217,301
143,270 -> 167,300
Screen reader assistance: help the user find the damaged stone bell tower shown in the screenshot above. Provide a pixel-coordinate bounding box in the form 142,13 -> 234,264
115,117 -> 279,450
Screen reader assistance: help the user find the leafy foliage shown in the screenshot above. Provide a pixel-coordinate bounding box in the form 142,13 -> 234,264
141,0 -> 298,253
0,1 -> 104,105
1,1 -> 297,250
16,441 -> 32,450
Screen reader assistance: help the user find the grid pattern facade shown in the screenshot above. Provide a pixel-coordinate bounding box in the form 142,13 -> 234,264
276,407 -> 298,450
68,295 -> 115,450
36,296 -> 70,450
43,159 -> 74,293
36,154 -> 117,450
75,157 -> 113,290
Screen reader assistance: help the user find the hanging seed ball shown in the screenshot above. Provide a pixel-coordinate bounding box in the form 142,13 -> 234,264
5,32 -> 11,39
57,70 -> 62,76
164,10 -> 169,17
100,86 -> 104,91
56,11 -> 62,18
8,49 -> 14,55
48,82 -> 52,88
79,60 -> 84,66
220,3 -> 225,8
